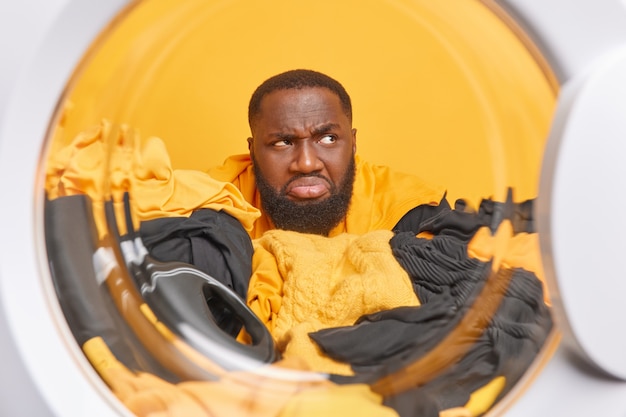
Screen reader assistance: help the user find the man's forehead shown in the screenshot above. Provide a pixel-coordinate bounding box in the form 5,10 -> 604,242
250,86 -> 349,135
260,87 -> 339,110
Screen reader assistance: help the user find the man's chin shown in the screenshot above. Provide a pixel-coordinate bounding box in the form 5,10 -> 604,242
266,197 -> 348,235
252,154 -> 356,235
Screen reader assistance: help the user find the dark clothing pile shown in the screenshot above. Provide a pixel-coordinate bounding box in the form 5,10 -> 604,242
310,192 -> 553,417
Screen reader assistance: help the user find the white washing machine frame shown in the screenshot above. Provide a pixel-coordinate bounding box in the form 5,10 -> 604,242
1,1 -> 626,416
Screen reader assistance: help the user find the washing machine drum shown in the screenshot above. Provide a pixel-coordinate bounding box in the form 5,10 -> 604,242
40,1 -> 559,416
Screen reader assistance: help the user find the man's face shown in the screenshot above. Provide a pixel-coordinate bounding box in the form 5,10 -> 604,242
248,86 -> 357,235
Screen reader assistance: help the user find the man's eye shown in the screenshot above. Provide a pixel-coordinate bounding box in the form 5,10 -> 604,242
273,140 -> 292,147
319,135 -> 336,144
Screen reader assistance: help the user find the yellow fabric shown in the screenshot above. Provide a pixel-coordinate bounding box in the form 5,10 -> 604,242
209,154 -> 445,239
439,408 -> 472,417
277,384 -> 398,417
247,230 -> 420,375
463,376 -> 506,416
45,120 -> 260,237
83,336 -> 398,417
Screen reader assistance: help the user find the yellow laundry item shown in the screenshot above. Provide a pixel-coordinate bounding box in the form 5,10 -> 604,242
247,230 -> 420,375
464,376 -> 506,417
45,120 -> 260,237
209,154 -> 445,239
277,383 -> 399,417
83,336 -> 398,417
439,407 -> 472,417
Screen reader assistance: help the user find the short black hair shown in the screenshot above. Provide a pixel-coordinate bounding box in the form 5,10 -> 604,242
248,69 -> 352,128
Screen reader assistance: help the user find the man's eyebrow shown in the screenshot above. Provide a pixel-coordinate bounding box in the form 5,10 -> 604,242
311,123 -> 341,135
273,132 -> 298,141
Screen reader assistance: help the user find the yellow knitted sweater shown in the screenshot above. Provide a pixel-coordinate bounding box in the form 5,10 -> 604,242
248,229 -> 420,375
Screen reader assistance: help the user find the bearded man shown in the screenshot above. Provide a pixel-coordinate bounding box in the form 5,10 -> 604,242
209,69 -> 444,238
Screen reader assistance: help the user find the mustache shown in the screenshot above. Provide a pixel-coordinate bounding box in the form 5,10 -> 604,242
280,173 -> 334,194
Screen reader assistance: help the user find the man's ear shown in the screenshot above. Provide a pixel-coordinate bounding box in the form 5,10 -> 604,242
247,137 -> 253,151
351,128 -> 357,154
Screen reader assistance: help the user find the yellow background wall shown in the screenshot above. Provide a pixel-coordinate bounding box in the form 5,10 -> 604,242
53,0 -> 557,205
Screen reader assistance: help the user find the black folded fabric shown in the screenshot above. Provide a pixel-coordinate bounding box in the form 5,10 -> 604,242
393,196 -> 484,241
139,209 -> 254,300
394,188 -> 536,237
139,209 -> 254,336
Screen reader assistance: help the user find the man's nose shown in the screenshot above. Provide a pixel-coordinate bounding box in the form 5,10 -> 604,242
290,142 -> 323,173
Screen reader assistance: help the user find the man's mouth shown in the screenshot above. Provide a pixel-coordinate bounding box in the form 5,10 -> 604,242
284,176 -> 332,200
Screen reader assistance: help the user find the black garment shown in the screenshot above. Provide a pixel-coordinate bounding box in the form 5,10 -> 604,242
378,267 -> 552,417
394,188 -> 536,237
393,195 -> 484,241
474,195 -> 535,234
139,209 -> 253,299
391,232 -> 489,305
139,209 -> 254,336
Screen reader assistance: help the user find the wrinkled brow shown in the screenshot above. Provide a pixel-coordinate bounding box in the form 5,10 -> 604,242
272,123 -> 341,141
311,123 -> 341,135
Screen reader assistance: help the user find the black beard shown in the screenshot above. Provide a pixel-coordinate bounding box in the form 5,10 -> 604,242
252,156 -> 355,236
